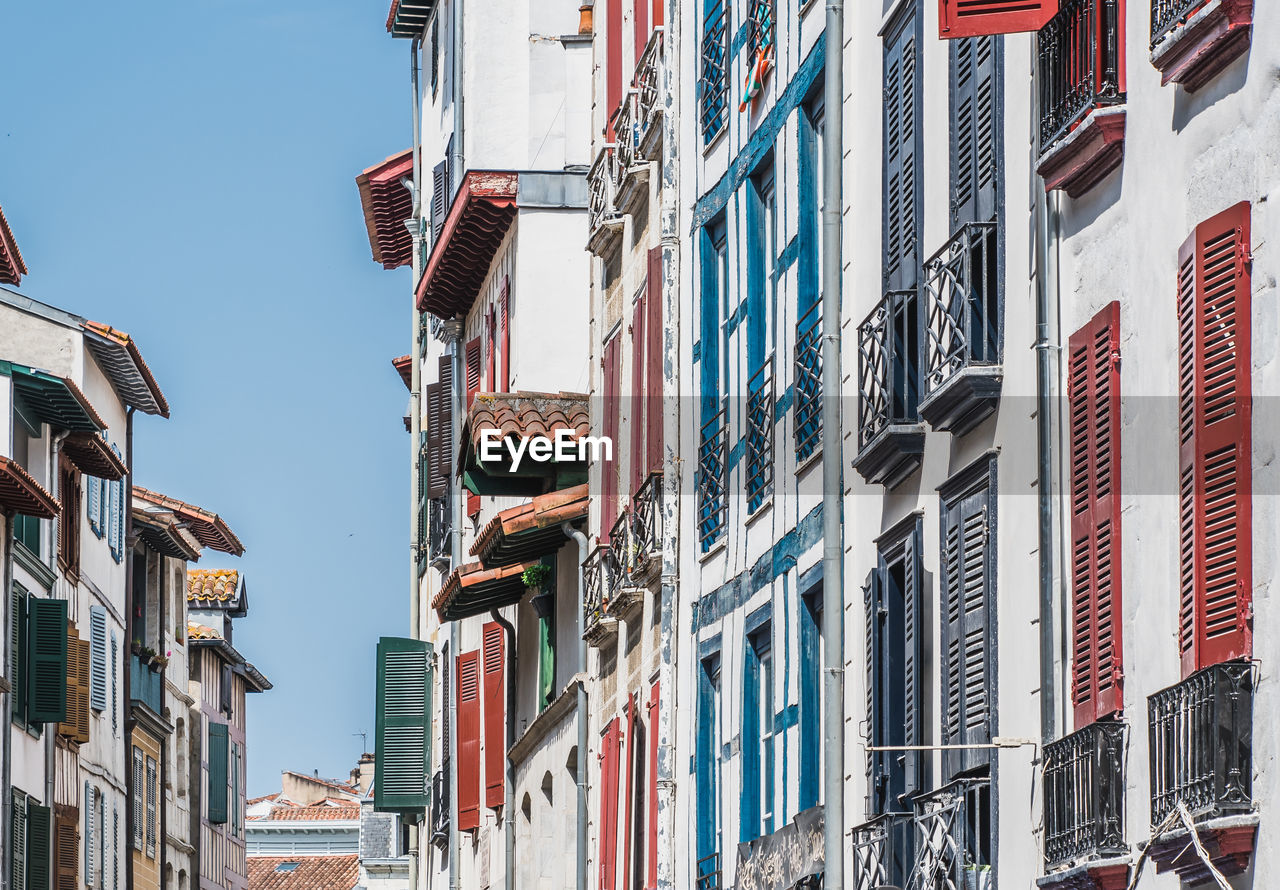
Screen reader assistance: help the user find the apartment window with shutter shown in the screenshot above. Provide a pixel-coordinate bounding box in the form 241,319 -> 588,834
697,222 -> 728,553
1068,302 -> 1123,726
374,637 -> 432,812
867,517 -> 926,818
57,455 -> 81,580
88,607 -> 107,712
145,756 -> 157,857
59,625 -> 90,744
110,634 -> 118,734
645,247 -> 663,477
106,450 -> 124,564
740,619 -> 774,840
86,475 -> 102,539
798,586 -> 822,811
699,0 -> 729,142
132,748 -> 144,848
939,454 -> 997,781
605,0 -> 624,134
1178,201 -> 1252,677
53,805 -> 77,890
631,283 -> 648,498
482,622 -> 505,809
24,596 -> 69,727
645,681 -> 660,890
12,790 -> 28,890
694,652 -> 721,880
456,650 -> 481,831
84,784 -> 95,888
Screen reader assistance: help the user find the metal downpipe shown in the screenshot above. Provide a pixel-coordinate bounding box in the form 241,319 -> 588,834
820,3 -> 845,887
489,609 -> 517,890
561,522 -> 590,890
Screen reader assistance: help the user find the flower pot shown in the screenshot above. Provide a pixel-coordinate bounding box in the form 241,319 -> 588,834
531,591 -> 555,619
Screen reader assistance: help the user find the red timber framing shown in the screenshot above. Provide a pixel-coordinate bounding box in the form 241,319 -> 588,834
646,247 -> 663,477
938,0 -> 1058,38
602,335 -> 622,539
1068,301 -> 1123,727
482,622 -> 505,808
645,681 -> 659,890
598,717 -> 622,890
457,650 -> 482,830
1178,201 -> 1253,677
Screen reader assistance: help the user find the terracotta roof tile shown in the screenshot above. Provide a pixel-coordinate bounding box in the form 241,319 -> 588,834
81,321 -> 170,418
0,203 -> 28,286
463,392 -> 591,452
0,456 -> 60,519
260,803 -> 360,822
187,621 -> 220,641
416,171 -> 518,318
187,569 -> 240,603
355,150 -> 415,270
135,487 -> 244,555
392,355 -> 412,392
62,432 -> 128,481
471,483 -> 589,566
247,856 -> 358,890
280,772 -> 360,795
433,559 -> 538,621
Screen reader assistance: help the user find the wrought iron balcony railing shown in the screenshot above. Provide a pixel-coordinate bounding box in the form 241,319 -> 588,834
587,146 -> 620,244
628,471 -> 663,578
851,812 -> 913,890
430,766 -> 449,848
747,356 -> 775,513
1037,0 -> 1125,150
1148,661 -> 1253,828
695,853 -> 722,890
911,777 -> 993,890
582,545 -> 620,639
923,221 -> 1000,396
635,29 -> 665,160
1151,0 -> 1207,47
1043,720 -> 1127,867
613,92 -> 638,191
129,654 -> 162,715
794,301 -> 822,463
699,0 -> 729,142
857,290 -> 920,450
428,495 -> 451,569
697,403 -> 728,553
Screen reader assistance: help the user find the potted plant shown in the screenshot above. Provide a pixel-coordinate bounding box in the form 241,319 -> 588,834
523,564 -> 555,618
131,640 -> 144,658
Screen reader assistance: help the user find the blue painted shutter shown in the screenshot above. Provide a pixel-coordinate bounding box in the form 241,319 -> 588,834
89,607 -> 107,712
84,784 -> 95,887
86,477 -> 101,538
884,12 -> 921,292
950,35 -> 1001,228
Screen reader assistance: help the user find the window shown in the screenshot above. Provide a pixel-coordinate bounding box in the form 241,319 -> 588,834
699,0 -> 729,142
939,456 -> 997,781
456,650 -> 481,831
1068,302 -> 1123,727
145,756 -> 157,857
84,784 -> 96,888
598,716 -> 622,890
132,747 -> 145,849
602,330 -> 622,539
1178,202 -> 1252,677
746,163 -> 776,511
12,590 -> 68,729
746,623 -> 775,838
89,606 -> 108,713
628,708 -> 647,890
1037,0 -> 1125,151
605,0 -> 624,135
56,454 -> 81,579
482,622 -> 505,809
107,448 -> 124,563
795,99 -> 823,463
697,223 -> 729,552
747,0 -> 775,58
798,586 -> 822,810
207,725 -> 229,825
231,743 -> 243,837
12,396 -> 42,557
695,651 -> 721,874
884,4 -> 922,295
939,0 -> 1058,38
12,790 -> 52,890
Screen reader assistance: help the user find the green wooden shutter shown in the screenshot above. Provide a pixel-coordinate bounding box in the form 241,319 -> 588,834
375,637 -> 433,812
12,792 -> 28,890
27,598 -> 68,724
207,723 -> 229,824
12,587 -> 28,723
27,802 -> 51,890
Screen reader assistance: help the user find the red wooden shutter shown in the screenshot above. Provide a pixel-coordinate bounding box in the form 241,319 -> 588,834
646,247 -> 663,475
645,681 -> 659,890
465,337 -> 482,409
486,308 -> 497,393
500,277 -> 511,392
457,650 -> 482,830
631,296 -> 647,497
635,0 -> 648,67
482,622 -> 505,808
606,0 -> 624,138
602,337 -> 622,539
621,696 -> 636,890
652,0 -> 663,31
1068,301 -> 1123,728
598,717 -> 621,890
1178,202 -> 1253,677
938,0 -> 1058,38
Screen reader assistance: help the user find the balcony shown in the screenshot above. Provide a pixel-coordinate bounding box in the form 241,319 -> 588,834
606,510 -> 645,618
628,472 -> 663,582
430,766 -> 449,849
852,290 -> 925,488
1036,0 -> 1126,197
428,495 -> 451,570
910,777 -> 992,890
851,812 -> 913,890
1042,722 -> 1127,875
695,853 -> 721,890
793,303 -> 822,465
634,29 -> 665,162
586,146 -> 623,256
1150,0 -> 1252,91
920,221 -> 1002,435
130,654 -> 162,716
697,403 -> 728,553
1144,662 -> 1256,880
746,356 -> 775,513
582,545 -> 620,645
612,93 -> 650,217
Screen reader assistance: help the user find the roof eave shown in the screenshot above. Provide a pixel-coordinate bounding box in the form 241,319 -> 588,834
356,150 -> 416,270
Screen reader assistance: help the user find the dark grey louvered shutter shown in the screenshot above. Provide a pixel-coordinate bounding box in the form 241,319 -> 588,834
27,597 -> 68,724
940,475 -> 995,780
950,35 -> 1001,228
883,12 -> 921,292
431,160 -> 449,243
27,802 -> 50,890
901,521 -> 925,800
435,355 -> 453,492
426,382 -> 444,499
863,571 -> 885,811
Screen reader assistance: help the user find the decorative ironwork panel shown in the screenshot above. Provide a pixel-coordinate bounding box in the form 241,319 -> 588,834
1037,0 -> 1124,149
430,766 -> 449,848
1148,661 -> 1254,827
613,92 -> 638,189
583,545 -> 620,632
1151,0 -> 1208,47
749,0 -> 775,57
1043,721 -> 1127,866
697,403 -> 729,552
853,813 -> 914,890
428,495 -> 451,567
923,222 -> 1000,396
909,778 -> 992,890
630,471 -> 663,571
858,290 -> 921,450
747,356 -> 775,513
700,0 -> 729,141
636,30 -> 665,158
696,853 -> 722,890
795,302 -> 823,462
587,146 -> 618,234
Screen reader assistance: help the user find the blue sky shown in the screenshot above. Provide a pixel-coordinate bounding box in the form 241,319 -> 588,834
1,1 -> 415,793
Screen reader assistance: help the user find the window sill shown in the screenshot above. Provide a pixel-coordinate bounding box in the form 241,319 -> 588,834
698,536 -> 727,564
919,365 -> 1003,435
1142,812 -> 1257,883
1036,857 -> 1130,890
795,446 -> 823,478
1036,106 -> 1126,199
852,424 -> 925,488
1151,0 -> 1252,92
702,123 -> 728,158
745,495 -> 774,526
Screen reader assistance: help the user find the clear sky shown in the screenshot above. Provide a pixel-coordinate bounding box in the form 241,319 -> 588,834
1,1 -> 416,793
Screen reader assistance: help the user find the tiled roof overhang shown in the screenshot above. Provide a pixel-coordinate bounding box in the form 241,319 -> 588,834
190,636 -> 272,691
415,172 -> 518,319
356,150 -> 416,270
433,560 -> 539,621
471,483 -> 588,567
3,362 -> 106,432
459,392 -> 592,496
393,355 -> 413,391
82,322 -> 170,417
132,507 -> 203,561
62,432 -> 128,481
134,487 -> 244,556
386,0 -> 437,38
0,456 -> 60,518
0,203 -> 27,286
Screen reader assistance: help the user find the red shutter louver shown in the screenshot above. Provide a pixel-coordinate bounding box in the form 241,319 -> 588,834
465,337 -> 482,409
645,681 -> 659,890
602,336 -> 622,539
652,0 -> 663,31
1068,301 -> 1123,728
482,622 -> 505,809
598,717 -> 621,890
938,0 -> 1058,38
1178,201 -> 1253,677
621,696 -> 636,890
457,650 -> 482,830
646,247 -> 663,476
606,0 -> 624,138
631,295 -> 647,498
500,277 -> 511,392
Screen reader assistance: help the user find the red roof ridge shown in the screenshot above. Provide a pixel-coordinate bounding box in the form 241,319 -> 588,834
0,202 -> 28,286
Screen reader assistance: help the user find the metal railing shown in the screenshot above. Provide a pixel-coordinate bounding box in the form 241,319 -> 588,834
1038,0 -> 1125,149
857,290 -> 920,450
629,471 -> 663,575
582,545 -> 620,633
700,0 -> 729,141
587,146 -> 618,236
910,777 -> 992,890
613,91 -> 638,190
852,812 -> 914,890
1043,721 -> 1127,867
696,853 -> 722,890
635,29 -> 665,159
794,301 -> 823,463
130,654 -> 162,715
923,221 -> 1000,397
697,403 -> 728,552
1148,661 -> 1254,827
430,767 -> 449,848
1151,0 -> 1208,47
746,356 -> 775,513
428,495 -> 451,568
